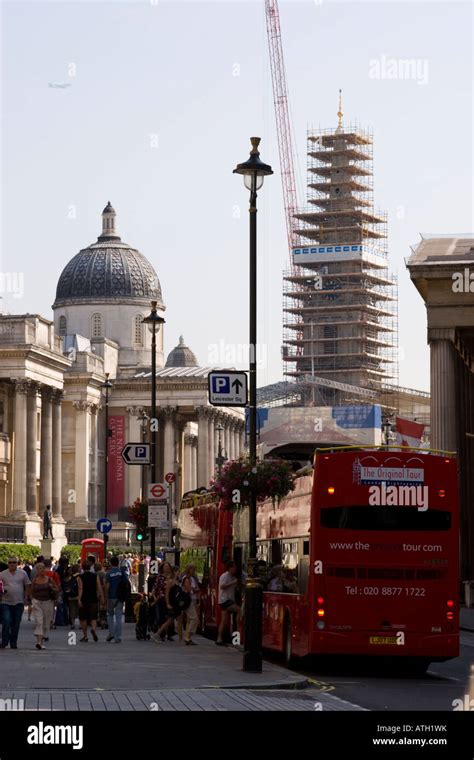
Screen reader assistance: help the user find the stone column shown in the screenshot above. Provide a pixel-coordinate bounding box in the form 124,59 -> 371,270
52,390 -> 63,519
39,387 -> 53,511
228,419 -> 236,460
208,410 -> 216,482
88,404 -> 100,521
12,379 -> 28,517
73,401 -> 90,522
214,415 -> 220,463
183,434 -> 194,493
191,435 -> 198,490
196,406 -> 209,489
223,416 -> 231,462
429,330 -> 458,451
233,422 -> 242,458
239,423 -> 246,455
175,419 -> 185,498
162,406 -> 176,481
26,383 -> 39,516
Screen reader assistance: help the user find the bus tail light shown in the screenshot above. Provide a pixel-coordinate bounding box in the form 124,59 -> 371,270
447,599 -> 454,621
438,489 -> 445,498
317,594 -> 325,622
327,487 -> 335,495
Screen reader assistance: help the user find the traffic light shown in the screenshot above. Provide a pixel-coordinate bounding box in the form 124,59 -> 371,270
136,527 -> 149,543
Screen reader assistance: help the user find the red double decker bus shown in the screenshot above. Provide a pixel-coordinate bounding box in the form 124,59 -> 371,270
232,446 -> 459,671
177,490 -> 233,633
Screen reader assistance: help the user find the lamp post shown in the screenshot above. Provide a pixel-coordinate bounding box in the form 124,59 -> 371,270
234,136 -> 273,673
138,409 -> 149,501
101,373 -> 113,548
142,301 -> 165,560
215,423 -> 226,476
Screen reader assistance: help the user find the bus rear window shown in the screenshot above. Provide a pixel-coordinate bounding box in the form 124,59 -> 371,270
320,506 -> 451,531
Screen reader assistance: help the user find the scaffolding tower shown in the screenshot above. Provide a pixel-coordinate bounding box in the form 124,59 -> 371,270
282,100 -> 398,406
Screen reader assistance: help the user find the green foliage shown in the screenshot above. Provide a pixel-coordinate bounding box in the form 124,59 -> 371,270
0,544 -> 42,564
59,544 -> 82,565
179,547 -> 208,581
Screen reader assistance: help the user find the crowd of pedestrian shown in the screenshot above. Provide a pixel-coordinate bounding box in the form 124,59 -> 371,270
0,553 -> 242,651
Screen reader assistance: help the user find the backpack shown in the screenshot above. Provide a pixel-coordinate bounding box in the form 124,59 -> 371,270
169,584 -> 191,612
63,575 -> 79,598
116,573 -> 132,602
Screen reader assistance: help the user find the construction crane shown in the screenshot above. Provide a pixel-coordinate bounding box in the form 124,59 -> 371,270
265,0 -> 299,264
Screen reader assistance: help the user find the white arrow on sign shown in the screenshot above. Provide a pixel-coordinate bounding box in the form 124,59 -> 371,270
121,443 -> 151,465
208,371 -> 248,407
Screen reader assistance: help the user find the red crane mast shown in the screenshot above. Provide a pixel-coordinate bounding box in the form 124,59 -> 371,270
265,0 -> 299,266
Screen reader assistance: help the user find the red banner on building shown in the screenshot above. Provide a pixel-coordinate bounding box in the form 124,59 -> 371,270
107,415 -> 125,515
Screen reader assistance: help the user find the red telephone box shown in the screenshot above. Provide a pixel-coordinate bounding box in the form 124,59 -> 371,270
80,538 -> 105,565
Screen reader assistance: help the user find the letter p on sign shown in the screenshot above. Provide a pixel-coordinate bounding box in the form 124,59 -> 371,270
213,376 -> 230,394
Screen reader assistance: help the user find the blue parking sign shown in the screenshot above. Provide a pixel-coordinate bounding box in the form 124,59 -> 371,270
212,376 -> 230,394
208,371 -> 248,407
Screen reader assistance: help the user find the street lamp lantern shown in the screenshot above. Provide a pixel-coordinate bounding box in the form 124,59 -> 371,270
142,301 -> 165,560
100,373 -> 113,546
233,137 -> 273,191
234,137 -> 272,674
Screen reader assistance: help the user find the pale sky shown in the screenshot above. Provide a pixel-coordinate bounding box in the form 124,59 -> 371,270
1,0 -> 472,392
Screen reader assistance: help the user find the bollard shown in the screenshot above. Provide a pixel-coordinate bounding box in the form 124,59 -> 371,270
138,563 -> 145,593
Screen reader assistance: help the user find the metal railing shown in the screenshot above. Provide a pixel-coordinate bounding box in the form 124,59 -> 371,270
0,523 -> 25,543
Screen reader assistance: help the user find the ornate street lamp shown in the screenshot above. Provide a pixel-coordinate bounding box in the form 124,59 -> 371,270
100,373 -> 113,546
234,137 -> 272,673
142,301 -> 165,559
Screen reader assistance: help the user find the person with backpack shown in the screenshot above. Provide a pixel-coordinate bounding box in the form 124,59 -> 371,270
105,556 -> 130,643
153,567 -> 191,643
64,564 -> 80,630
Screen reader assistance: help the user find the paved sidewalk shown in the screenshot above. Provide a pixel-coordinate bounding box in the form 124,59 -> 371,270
0,616 -> 365,711
461,607 -> 474,632
0,688 -> 363,712
1,615 -> 306,690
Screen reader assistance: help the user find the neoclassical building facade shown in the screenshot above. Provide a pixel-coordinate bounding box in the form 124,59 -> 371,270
0,204 -> 245,547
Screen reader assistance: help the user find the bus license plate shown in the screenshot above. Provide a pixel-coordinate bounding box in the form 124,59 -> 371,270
369,636 -> 397,645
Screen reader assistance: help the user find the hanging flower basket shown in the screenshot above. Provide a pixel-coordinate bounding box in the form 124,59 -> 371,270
129,498 -> 148,528
212,458 -> 295,510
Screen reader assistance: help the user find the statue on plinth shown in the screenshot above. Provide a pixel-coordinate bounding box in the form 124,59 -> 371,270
43,505 -> 54,539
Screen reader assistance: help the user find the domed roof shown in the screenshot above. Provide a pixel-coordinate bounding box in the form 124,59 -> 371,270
53,204 -> 163,307
165,336 -> 199,368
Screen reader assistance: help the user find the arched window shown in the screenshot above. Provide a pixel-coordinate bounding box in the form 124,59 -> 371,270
58,316 -> 67,336
134,314 -> 144,346
91,313 -> 103,338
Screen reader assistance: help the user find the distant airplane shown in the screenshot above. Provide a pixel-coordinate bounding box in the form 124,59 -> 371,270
48,83 -> 72,89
